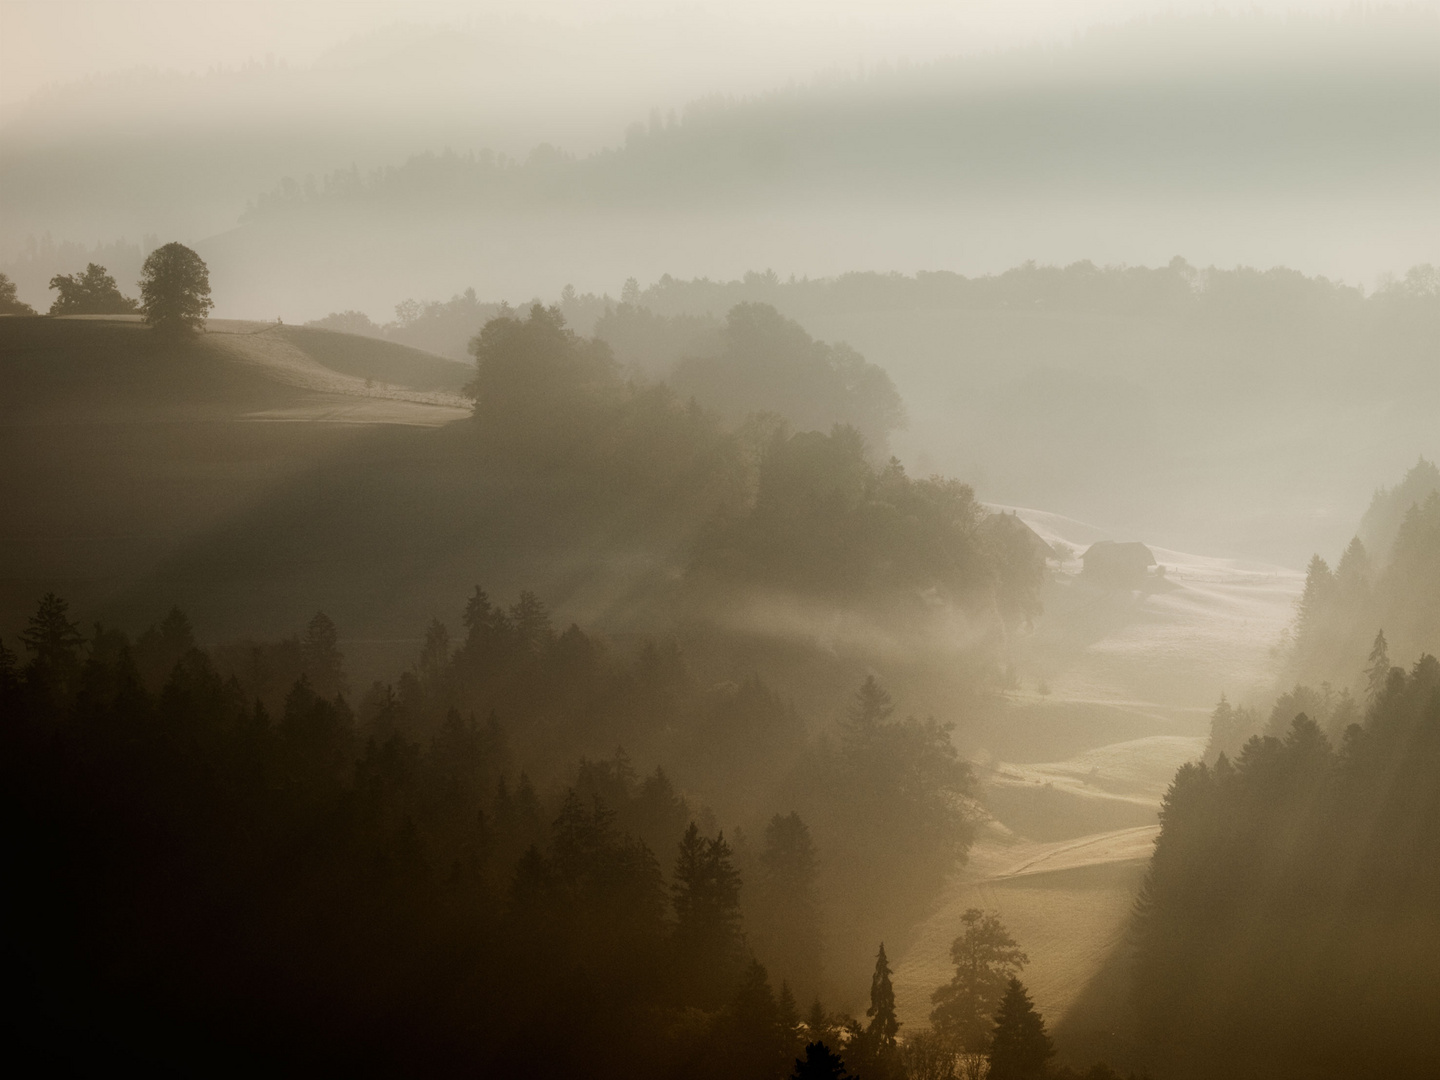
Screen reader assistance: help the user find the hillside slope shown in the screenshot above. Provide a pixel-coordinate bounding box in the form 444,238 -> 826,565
0,316 -> 469,649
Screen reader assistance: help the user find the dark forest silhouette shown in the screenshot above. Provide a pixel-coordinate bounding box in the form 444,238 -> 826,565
4,283 -> 1439,1078
1,587 -> 983,1076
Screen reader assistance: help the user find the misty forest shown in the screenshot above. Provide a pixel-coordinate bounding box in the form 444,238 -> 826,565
2,4 -> 1438,1078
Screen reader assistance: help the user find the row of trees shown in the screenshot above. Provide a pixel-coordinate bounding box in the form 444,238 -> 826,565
0,243 -> 212,331
312,256 -> 1439,372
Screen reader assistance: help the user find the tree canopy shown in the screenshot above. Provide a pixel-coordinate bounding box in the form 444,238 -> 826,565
930,908 -> 1030,1053
670,302 -> 906,451
138,242 -> 213,333
47,262 -> 138,315
1,271 -> 38,315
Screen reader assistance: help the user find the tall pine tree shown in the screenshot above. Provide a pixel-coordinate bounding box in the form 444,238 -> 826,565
672,822 -> 745,1005
854,942 -> 901,1079
1364,628 -> 1391,707
987,978 -> 1053,1080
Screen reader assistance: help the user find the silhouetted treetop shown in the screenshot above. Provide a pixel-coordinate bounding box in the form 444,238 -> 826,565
138,242 -> 213,333
988,978 -> 1054,1080
792,1040 -> 853,1080
1,271 -> 38,315
671,302 -> 905,450
931,908 -> 1030,1054
47,263 -> 138,316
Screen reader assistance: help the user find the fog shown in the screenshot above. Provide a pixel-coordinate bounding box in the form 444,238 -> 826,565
4,1 -> 1434,285
3,2 -> 1439,1077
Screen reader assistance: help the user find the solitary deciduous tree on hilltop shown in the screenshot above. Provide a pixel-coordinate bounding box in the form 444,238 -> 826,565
139,242 -> 213,333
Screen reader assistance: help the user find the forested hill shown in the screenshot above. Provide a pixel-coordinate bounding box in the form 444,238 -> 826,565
312,259 -> 1440,565
0,316 -> 469,659
0,310 -> 1047,1066
1,308 -> 1044,725
240,16 -> 1437,224
320,260 -> 1440,382
1278,459 -> 1440,695
0,316 -> 469,419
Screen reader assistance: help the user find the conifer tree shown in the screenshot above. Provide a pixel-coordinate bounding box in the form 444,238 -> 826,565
1205,693 -> 1236,761
847,675 -> 894,734
755,811 -> 822,996
672,823 -> 745,1003
510,591 -> 554,654
1334,536 -> 1372,599
866,942 -> 900,1048
1364,629 -> 1391,707
777,981 -> 804,1060
418,618 -> 450,687
0,637 -> 16,701
792,1041 -> 853,1080
19,592 -> 86,689
987,978 -> 1053,1080
1295,555 -> 1335,645
462,585 -> 500,652
850,942 -> 902,1079
806,999 -> 832,1045
716,959 -> 789,1079
301,611 -> 346,698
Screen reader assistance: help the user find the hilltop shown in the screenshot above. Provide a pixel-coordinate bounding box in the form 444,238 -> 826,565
0,316 -> 469,420
0,316 -> 469,653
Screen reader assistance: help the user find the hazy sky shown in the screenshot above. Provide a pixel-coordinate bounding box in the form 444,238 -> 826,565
0,0 -> 1378,118
2,0 -> 1433,307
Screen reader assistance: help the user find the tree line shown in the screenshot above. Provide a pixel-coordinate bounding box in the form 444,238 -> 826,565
0,243 -> 212,331
307,260 -> 1440,374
